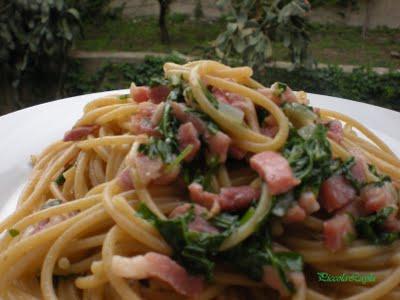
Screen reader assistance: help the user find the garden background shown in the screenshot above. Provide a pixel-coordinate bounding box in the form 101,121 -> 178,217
0,0 -> 399,114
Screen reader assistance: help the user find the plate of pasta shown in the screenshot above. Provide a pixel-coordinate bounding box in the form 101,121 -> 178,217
0,60 -> 400,300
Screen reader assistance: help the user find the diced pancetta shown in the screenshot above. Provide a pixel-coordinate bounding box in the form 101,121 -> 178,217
204,131 -> 231,163
257,88 -> 281,105
118,169 -> 134,191
337,196 -> 365,218
63,125 -> 99,141
260,126 -> 279,138
326,120 -> 343,144
229,145 -> 247,160
149,85 -> 170,104
361,182 -> 398,214
171,102 -> 207,134
319,175 -> 356,213
323,214 -> 355,252
131,86 -> 150,103
134,154 -> 163,186
257,83 -> 299,106
111,253 -> 204,297
298,191 -> 320,214
131,102 -> 161,136
188,183 -> 219,209
188,183 -> 260,212
156,165 -> 181,185
250,151 -> 300,195
284,204 -> 306,223
177,122 -> 201,162
169,203 -> 219,234
348,148 -> 368,183
383,210 -> 400,232
218,186 -> 260,211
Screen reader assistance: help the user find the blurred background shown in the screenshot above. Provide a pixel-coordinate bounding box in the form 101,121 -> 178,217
0,0 -> 399,115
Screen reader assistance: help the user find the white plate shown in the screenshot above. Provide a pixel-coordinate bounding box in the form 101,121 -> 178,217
0,91 -> 399,221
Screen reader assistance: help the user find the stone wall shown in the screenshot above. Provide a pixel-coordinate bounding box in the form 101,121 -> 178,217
111,0 -> 400,29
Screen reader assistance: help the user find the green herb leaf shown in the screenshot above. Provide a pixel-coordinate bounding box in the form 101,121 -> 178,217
272,192 -> 295,217
8,228 -> 20,238
200,82 -> 219,109
165,144 -> 193,173
223,227 -> 303,293
139,101 -> 180,164
55,173 -> 66,186
283,124 -> 336,195
368,164 -> 391,186
137,202 -> 232,280
355,207 -> 398,245
148,76 -> 168,87
118,94 -> 129,100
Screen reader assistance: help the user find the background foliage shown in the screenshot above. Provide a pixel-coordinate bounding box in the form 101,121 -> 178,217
0,0 -> 81,108
64,56 -> 400,111
214,0 -> 312,68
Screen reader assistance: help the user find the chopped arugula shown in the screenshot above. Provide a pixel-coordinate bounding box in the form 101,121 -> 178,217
368,164 -> 391,186
139,137 -> 178,163
200,82 -> 219,109
137,203 -> 234,280
283,124 -> 337,195
55,173 -> 66,186
336,157 -> 364,191
8,228 -> 20,238
118,94 -> 129,100
256,107 -> 269,125
273,82 -> 288,96
139,101 -> 180,164
335,159 -> 390,192
148,76 -> 168,87
272,192 -> 295,217
165,144 -> 193,173
210,213 -> 239,230
223,226 -> 303,293
354,207 -> 399,245
182,151 -> 220,192
137,202 -> 302,293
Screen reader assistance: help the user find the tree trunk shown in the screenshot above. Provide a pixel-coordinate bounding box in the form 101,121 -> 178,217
159,0 -> 170,44
56,55 -> 67,99
363,0 -> 371,39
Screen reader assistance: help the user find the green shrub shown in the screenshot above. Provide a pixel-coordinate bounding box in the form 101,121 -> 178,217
257,66 -> 400,111
64,57 -> 399,112
64,54 -> 186,96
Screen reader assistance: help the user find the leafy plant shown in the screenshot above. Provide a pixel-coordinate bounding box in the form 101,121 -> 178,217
158,0 -> 174,44
214,0 -> 312,68
309,0 -> 358,8
0,0 -> 81,109
257,66 -> 400,111
64,54 -> 186,96
67,0 -> 124,23
63,57 -> 400,113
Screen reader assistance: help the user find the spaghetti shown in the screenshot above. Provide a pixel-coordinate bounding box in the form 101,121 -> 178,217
1,60 -> 400,300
